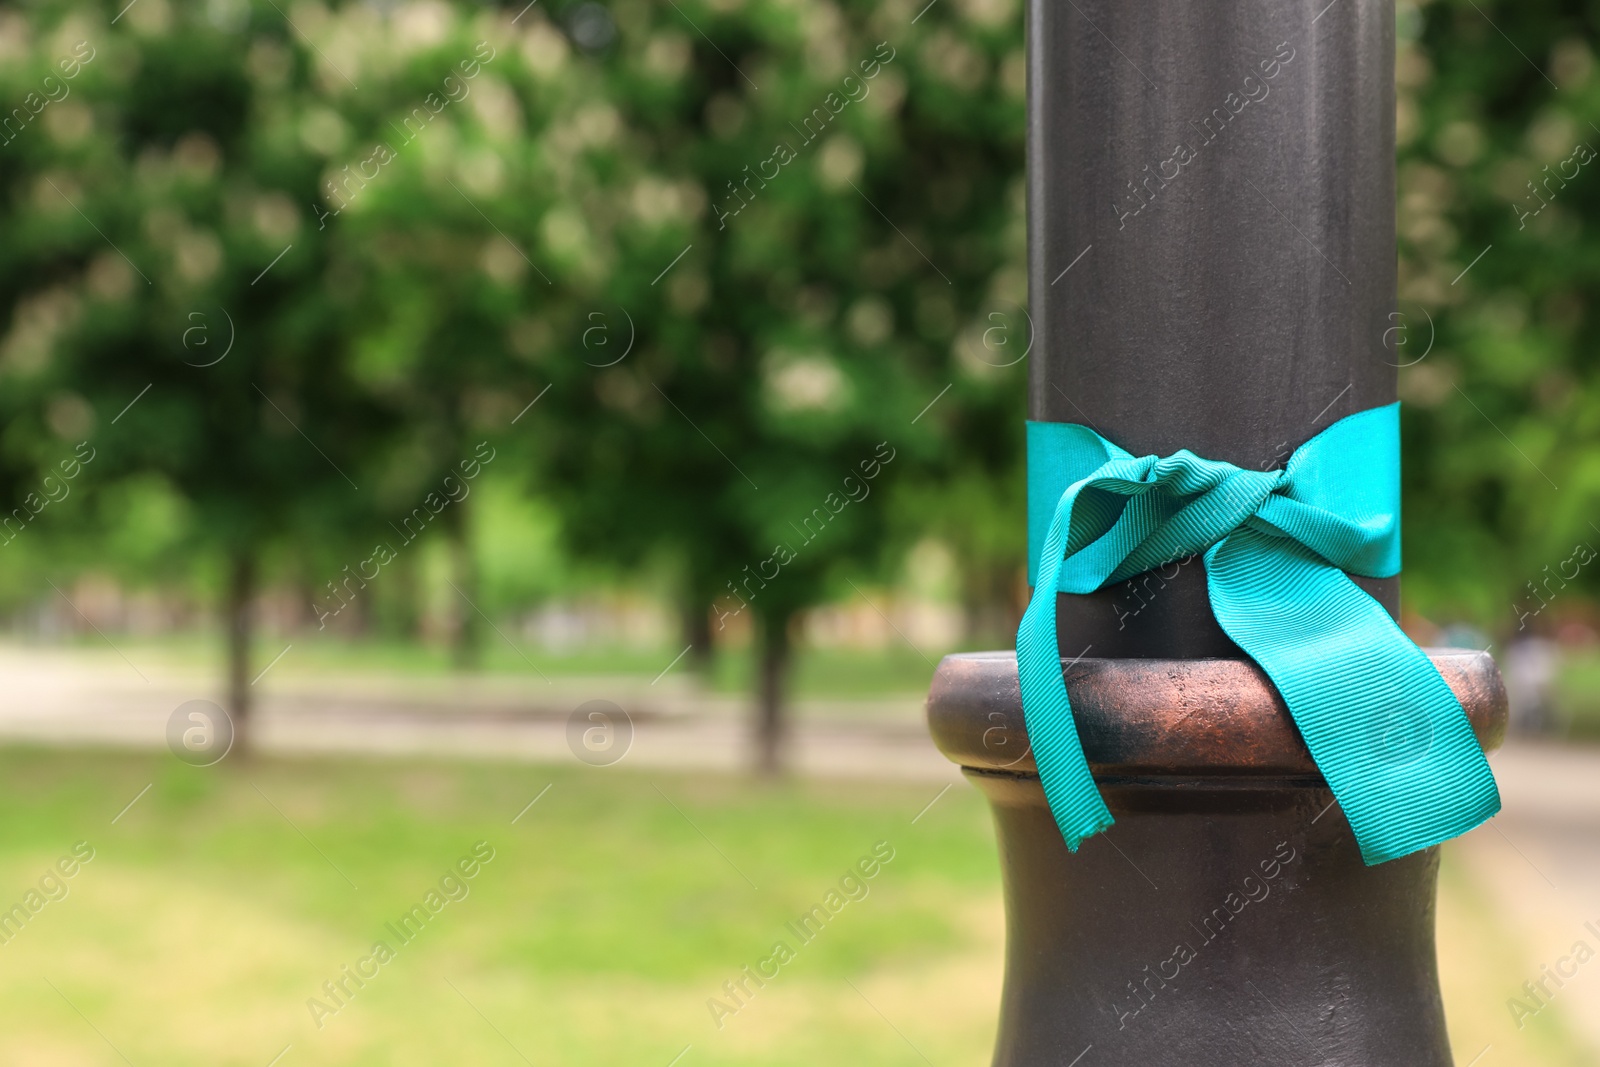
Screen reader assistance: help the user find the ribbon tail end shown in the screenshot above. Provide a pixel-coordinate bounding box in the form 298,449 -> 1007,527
1355,787 -> 1504,867
1063,813 -> 1117,854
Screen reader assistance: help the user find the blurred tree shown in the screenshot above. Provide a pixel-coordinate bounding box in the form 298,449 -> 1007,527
327,28 -> 570,669
1398,0 -> 1600,636
527,0 -> 1027,771
0,2 -> 402,746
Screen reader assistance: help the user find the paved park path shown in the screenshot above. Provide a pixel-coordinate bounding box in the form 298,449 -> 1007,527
0,644 -> 958,781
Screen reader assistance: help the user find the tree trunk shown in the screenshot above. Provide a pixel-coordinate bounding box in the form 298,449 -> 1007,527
226,548 -> 255,755
755,614 -> 791,776
447,499 -> 481,671
681,596 -> 714,675
962,561 -> 1022,647
389,548 -> 421,641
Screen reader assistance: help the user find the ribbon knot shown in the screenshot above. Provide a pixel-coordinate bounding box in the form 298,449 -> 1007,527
1018,403 -> 1500,865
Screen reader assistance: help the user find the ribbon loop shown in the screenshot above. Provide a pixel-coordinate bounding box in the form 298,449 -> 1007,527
1019,403 -> 1501,865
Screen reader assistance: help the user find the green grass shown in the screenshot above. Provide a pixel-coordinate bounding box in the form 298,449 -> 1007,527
0,746 -> 1589,1065
0,748 -> 1001,1066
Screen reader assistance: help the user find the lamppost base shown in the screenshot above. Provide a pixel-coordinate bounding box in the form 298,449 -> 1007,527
927,650 -> 1506,1066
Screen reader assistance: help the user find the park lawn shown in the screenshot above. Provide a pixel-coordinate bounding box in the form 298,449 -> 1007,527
0,748 -> 1000,1066
0,746 -> 1584,1066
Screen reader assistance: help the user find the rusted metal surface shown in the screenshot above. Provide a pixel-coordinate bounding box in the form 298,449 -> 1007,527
927,649 -> 1508,777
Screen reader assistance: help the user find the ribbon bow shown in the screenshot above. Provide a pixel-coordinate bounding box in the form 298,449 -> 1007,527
1018,402 -> 1500,865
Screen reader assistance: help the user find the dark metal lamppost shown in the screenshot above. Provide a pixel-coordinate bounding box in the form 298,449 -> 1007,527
926,0 -> 1507,1063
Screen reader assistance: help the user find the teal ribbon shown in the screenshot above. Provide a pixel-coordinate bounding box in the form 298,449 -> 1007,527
1018,402 -> 1500,865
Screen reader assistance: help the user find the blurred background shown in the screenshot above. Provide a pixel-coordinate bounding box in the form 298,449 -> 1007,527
0,0 -> 1596,1063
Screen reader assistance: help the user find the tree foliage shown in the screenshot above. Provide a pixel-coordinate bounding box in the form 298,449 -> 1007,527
1397,0 -> 1600,635
4,0 -> 1593,767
